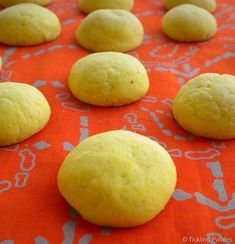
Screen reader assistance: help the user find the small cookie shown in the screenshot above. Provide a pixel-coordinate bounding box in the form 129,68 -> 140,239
68,52 -> 149,106
173,73 -> 235,139
79,0 -> 134,14
162,4 -> 217,42
0,0 -> 52,7
0,3 -> 61,46
0,82 -> 51,146
164,0 -> 216,12
76,9 -> 144,52
57,130 -> 177,227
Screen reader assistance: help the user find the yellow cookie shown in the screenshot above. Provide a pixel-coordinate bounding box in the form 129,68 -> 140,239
164,0 -> 216,12
69,52 -> 149,106
79,0 -> 134,14
0,3 -> 61,46
0,82 -> 51,146
57,130 -> 177,227
0,56 -> 2,70
173,73 -> 235,139
76,9 -> 144,52
162,4 -> 217,42
0,0 -> 52,7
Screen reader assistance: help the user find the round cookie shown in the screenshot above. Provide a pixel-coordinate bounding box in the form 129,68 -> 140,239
0,0 -> 52,7
0,3 -> 61,46
76,9 -> 144,52
164,0 -> 216,12
57,130 -> 177,227
79,0 -> 134,14
162,4 -> 217,42
173,73 -> 235,139
0,82 -> 51,146
68,52 -> 149,106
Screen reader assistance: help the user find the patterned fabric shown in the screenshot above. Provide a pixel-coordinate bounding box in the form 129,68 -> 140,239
0,0 -> 235,243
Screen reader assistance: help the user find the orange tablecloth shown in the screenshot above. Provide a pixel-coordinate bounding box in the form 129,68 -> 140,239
1,0 -> 235,243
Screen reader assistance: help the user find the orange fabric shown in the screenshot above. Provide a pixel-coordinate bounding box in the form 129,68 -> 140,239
1,0 -> 235,243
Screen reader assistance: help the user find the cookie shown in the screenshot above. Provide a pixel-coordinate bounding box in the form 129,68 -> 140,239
79,0 -> 134,13
173,73 -> 235,139
68,52 -> 149,106
164,0 -> 216,12
0,0 -> 52,7
57,130 -> 177,227
0,3 -> 61,46
162,4 -> 217,42
0,82 -> 51,146
76,9 -> 144,52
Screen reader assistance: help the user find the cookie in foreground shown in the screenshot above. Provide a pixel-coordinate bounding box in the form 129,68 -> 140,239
57,130 -> 177,227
